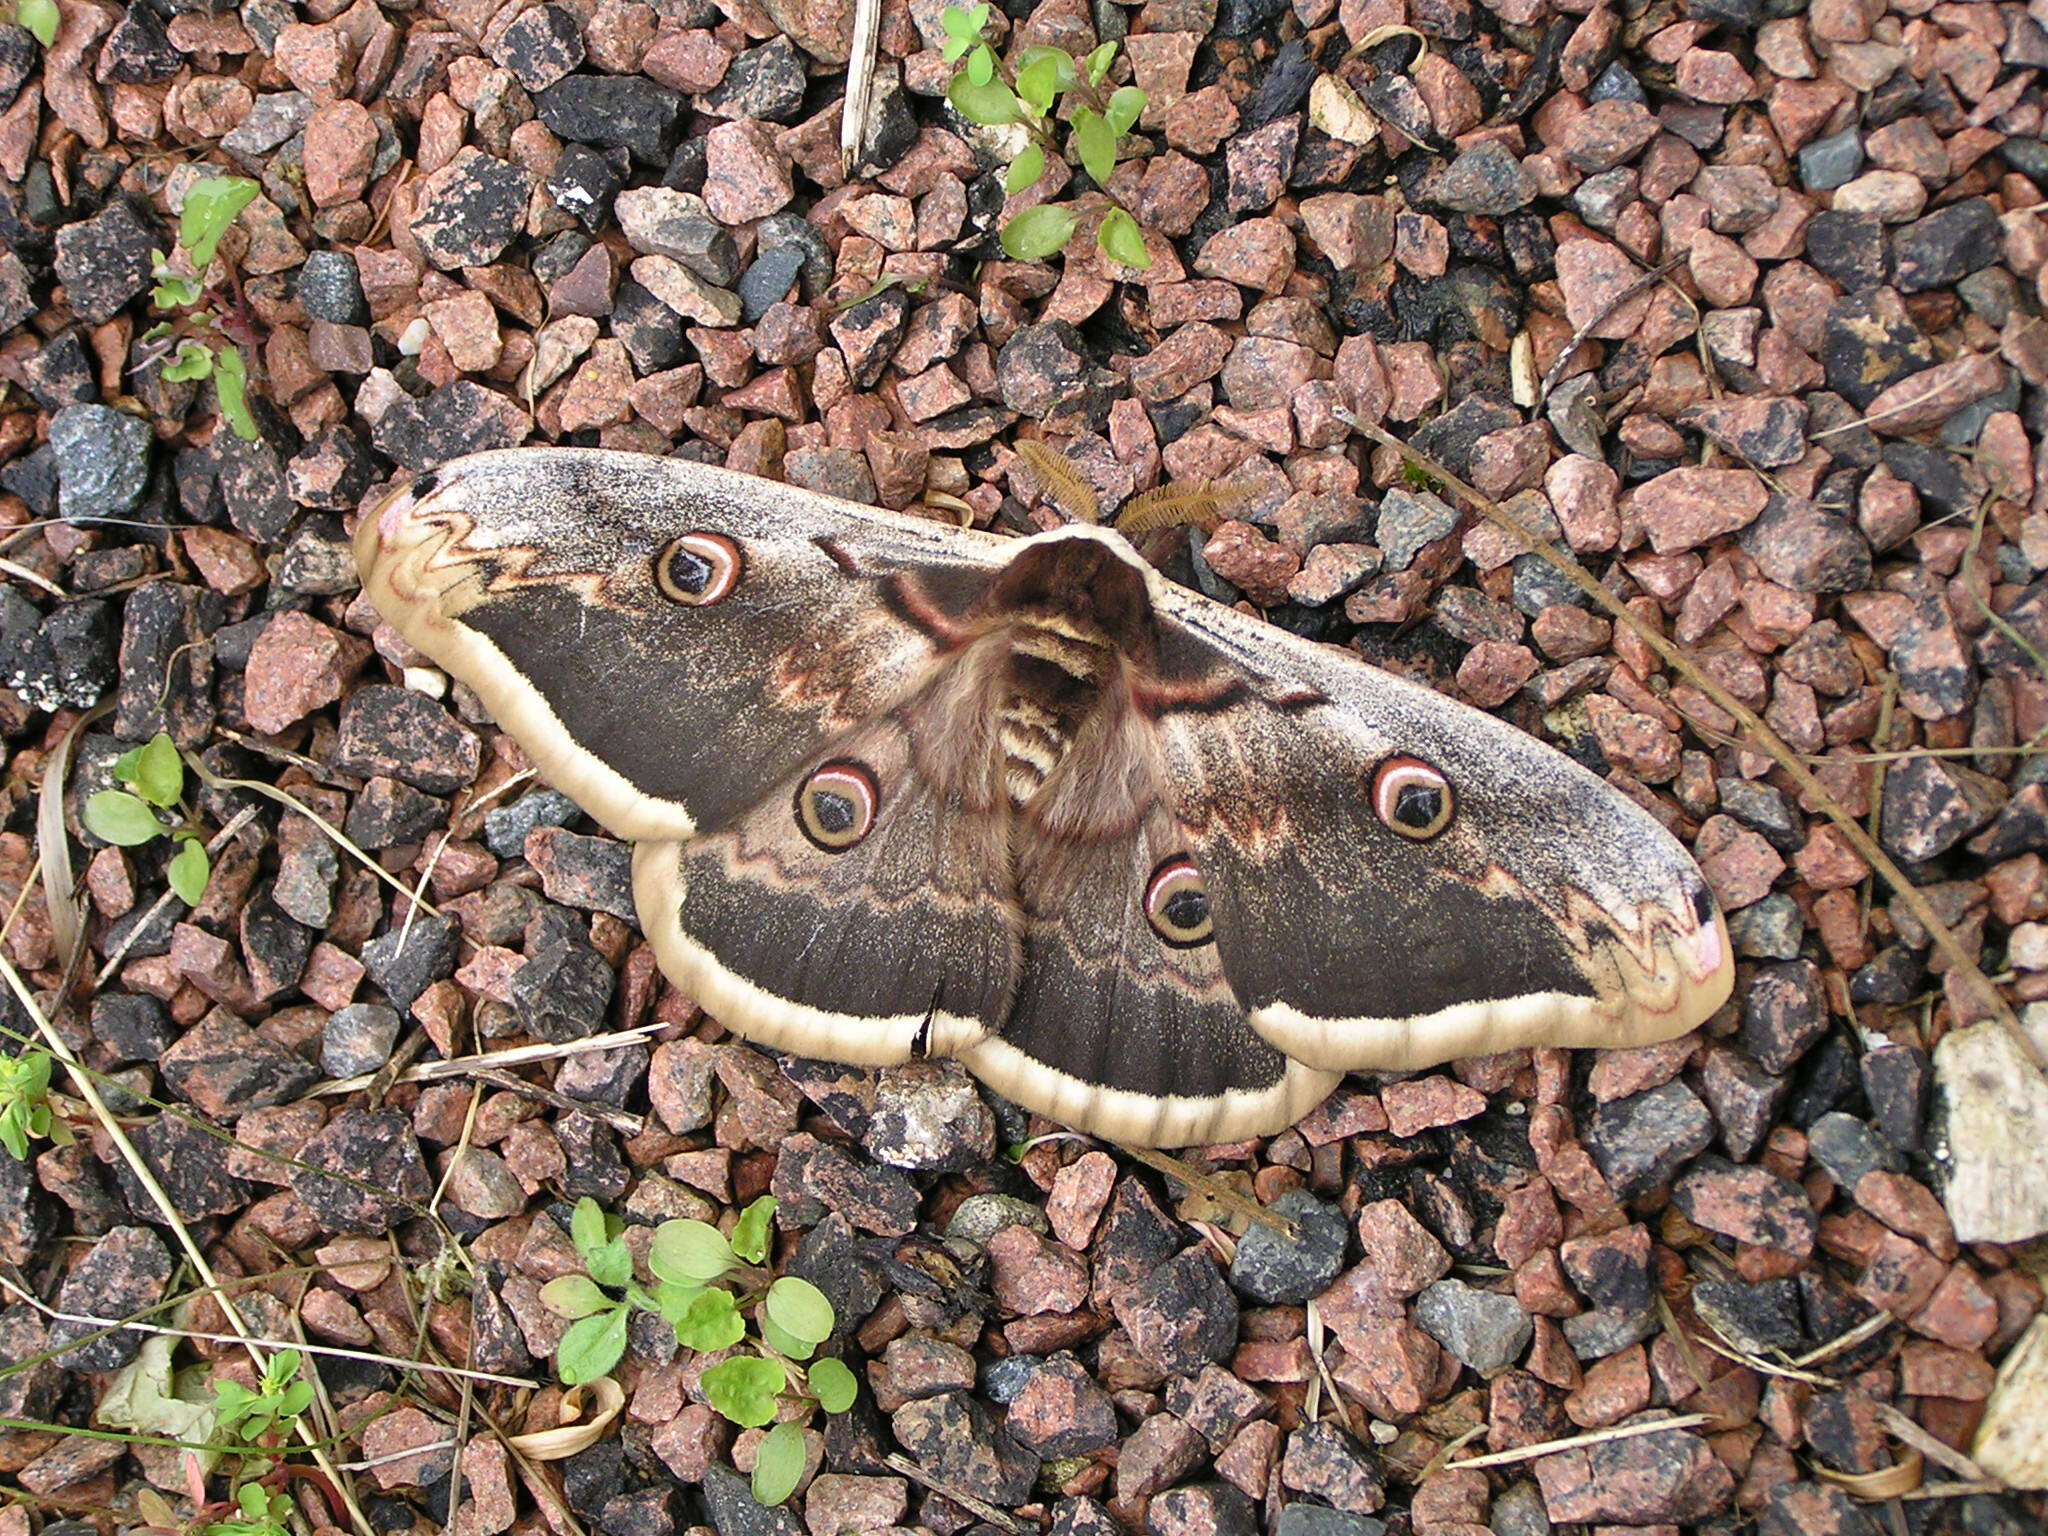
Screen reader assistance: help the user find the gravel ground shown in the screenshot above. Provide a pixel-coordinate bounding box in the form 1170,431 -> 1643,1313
2,0 -> 2048,1534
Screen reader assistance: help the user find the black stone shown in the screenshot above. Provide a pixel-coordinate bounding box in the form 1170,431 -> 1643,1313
609,281 -> 685,373
91,992 -> 173,1064
344,776 -> 449,850
334,684 -> 479,794
558,1111 -> 629,1202
410,153 -> 533,268
295,250 -> 369,325
0,25 -> 35,113
509,933 -> 616,1042
1860,1044 -> 1927,1151
1804,210 -> 1887,290
371,379 -> 522,472
1892,198 -> 2001,294
52,196 -> 163,324
546,143 -> 620,231
1806,1112 -> 1901,1190
1147,1485 -> 1259,1536
292,1106 -> 431,1234
1740,959 -> 1828,1074
1849,945 -> 1924,1007
1821,290 -> 1937,409
118,1112 -> 251,1221
49,1226 -> 172,1370
484,789 -> 584,858
701,35 -> 807,122
212,428 -> 297,542
101,3 -> 184,83
360,913 -> 462,1015
3,598 -> 116,713
1583,1081 -> 1715,1200
51,402 -> 152,520
700,1467 -> 804,1536
491,3 -> 584,91
536,76 -> 685,166
890,1393 -> 1040,1505
24,331 -> 98,410
1228,1189 -> 1349,1304
1692,1277 -> 1805,1354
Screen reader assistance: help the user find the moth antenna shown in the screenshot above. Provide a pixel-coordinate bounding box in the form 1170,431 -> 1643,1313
1112,480 -> 1254,535
1013,440 -> 1102,525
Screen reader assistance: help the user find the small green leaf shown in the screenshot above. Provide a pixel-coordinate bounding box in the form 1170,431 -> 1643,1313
808,1357 -> 858,1414
940,3 -> 983,39
1085,39 -> 1117,86
587,1235 -> 633,1291
1005,145 -> 1046,196
1072,107 -> 1115,184
557,1305 -> 629,1385
966,42 -> 994,85
540,1275 -> 613,1320
670,1287 -> 745,1352
124,733 -> 184,807
700,1355 -> 786,1428
16,0 -> 57,46
651,1278 -> 705,1324
751,1420 -> 807,1506
85,790 -> 164,847
212,344 -> 260,442
730,1195 -> 778,1266
1001,203 -> 1078,261
1105,85 -> 1147,136
1015,52 -> 1060,115
1097,207 -> 1150,270
161,340 -> 215,383
1015,46 -> 1078,94
765,1277 -> 835,1346
571,1197 -> 610,1260
167,836 -> 210,906
153,275 -> 204,311
651,1218 -> 736,1283
757,1312 -> 815,1362
946,71 -> 1019,126
181,176 -> 260,271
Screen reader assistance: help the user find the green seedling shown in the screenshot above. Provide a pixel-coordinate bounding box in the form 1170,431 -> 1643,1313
212,1349 -> 315,1452
144,175 -> 262,442
0,1046 -> 61,1161
940,3 -> 1150,269
10,0 -> 56,45
541,1195 -> 857,1506
84,732 -> 212,905
202,1484 -> 294,1536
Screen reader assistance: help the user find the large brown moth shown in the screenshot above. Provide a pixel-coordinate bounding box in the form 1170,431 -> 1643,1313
356,448 -> 1734,1147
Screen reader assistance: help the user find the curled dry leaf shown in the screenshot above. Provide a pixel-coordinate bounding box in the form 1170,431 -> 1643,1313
505,1376 -> 625,1460
1815,1450 -> 1924,1500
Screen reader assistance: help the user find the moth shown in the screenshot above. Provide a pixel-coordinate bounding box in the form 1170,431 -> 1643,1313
357,448 -> 1733,1148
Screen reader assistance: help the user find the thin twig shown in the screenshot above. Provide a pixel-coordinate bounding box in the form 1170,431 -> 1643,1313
1538,254 -> 1687,403
308,1025 -> 665,1097
0,556 -> 68,598
840,0 -> 883,175
885,1452 -> 1031,1534
1446,1413 -> 1713,1471
0,1282 -> 535,1387
1114,1142 -> 1296,1237
472,1067 -> 645,1136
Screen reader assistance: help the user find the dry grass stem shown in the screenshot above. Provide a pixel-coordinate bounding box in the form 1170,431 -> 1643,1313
1445,1412 -> 1714,1471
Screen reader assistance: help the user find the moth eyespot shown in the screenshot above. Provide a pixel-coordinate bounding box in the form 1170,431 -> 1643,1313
1145,855 -> 1214,948
1691,884 -> 1716,924
655,533 -> 743,606
1371,756 -> 1455,840
796,761 -> 880,852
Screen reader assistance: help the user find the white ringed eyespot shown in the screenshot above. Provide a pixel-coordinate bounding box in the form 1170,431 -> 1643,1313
1144,854 -> 1214,948
655,532 -> 742,606
1371,756 -> 1455,840
796,761 -> 880,851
